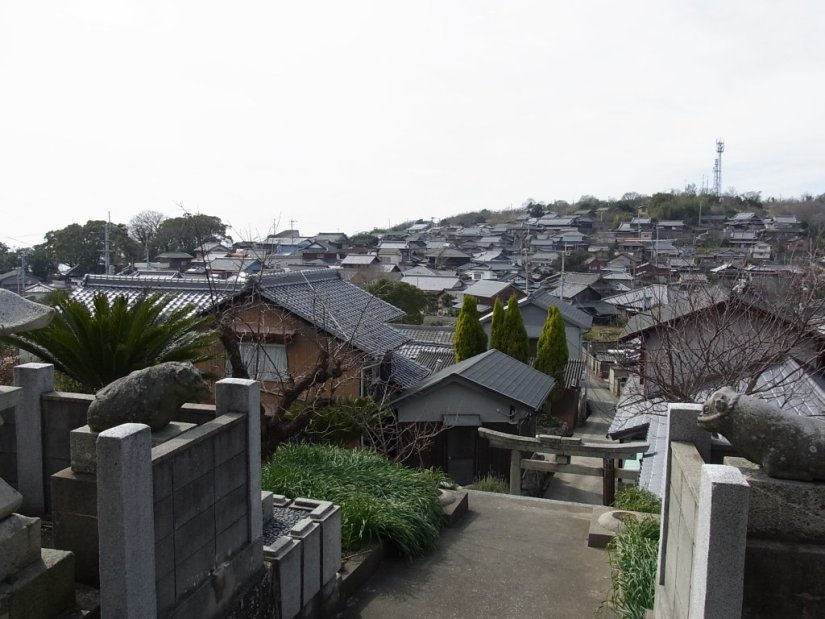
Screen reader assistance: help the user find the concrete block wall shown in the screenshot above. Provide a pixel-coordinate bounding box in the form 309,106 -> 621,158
151,413 -> 253,615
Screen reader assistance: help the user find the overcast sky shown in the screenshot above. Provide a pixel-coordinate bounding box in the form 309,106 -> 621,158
1,1 -> 823,248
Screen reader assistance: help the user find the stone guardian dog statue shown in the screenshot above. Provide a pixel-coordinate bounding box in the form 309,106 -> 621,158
699,386 -> 825,482
86,362 -> 210,432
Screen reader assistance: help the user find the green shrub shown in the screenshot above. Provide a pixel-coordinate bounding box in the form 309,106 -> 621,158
469,474 -> 508,493
284,397 -> 384,446
608,516 -> 660,619
613,485 -> 662,514
262,443 -> 447,557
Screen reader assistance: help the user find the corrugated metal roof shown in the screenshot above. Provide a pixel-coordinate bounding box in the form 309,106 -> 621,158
401,275 -> 462,292
393,349 -> 555,410
463,279 -> 513,297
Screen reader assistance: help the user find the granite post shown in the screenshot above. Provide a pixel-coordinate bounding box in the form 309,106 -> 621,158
657,403 -> 708,586
216,378 -> 262,544
689,464 -> 749,619
97,423 -> 156,619
13,363 -> 54,515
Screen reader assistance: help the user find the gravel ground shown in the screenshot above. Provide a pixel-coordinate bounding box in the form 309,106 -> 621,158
262,506 -> 310,546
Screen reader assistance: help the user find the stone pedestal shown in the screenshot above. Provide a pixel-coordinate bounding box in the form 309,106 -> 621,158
726,458 -> 825,618
53,420 -> 195,586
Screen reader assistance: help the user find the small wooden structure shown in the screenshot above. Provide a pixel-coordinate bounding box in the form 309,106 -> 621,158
478,427 -> 648,505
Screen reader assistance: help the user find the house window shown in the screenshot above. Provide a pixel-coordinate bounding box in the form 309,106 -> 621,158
229,342 -> 288,381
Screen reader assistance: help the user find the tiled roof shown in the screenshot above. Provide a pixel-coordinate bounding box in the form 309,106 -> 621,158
257,270 -> 407,356
386,351 -> 431,389
396,342 -> 455,374
393,324 -> 455,345
72,270 -> 409,357
392,349 -> 555,410
71,274 -> 243,317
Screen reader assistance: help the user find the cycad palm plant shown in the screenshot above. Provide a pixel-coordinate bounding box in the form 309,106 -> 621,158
1,293 -> 217,389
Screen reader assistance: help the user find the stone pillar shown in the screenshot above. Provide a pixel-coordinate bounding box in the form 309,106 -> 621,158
13,363 -> 54,515
509,449 -> 521,496
97,423 -> 156,619
657,403 -> 709,586
216,378 -> 262,543
689,464 -> 749,619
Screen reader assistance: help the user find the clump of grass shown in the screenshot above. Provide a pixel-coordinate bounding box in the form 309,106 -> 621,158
262,443 -> 447,558
608,516 -> 660,619
613,485 -> 662,514
469,474 -> 509,493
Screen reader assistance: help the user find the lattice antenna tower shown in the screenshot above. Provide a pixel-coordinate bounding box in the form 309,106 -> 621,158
713,139 -> 725,195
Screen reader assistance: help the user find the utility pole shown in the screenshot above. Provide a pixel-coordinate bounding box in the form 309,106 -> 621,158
103,212 -> 112,275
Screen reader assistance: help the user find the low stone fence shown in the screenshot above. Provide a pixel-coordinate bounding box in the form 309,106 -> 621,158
264,495 -> 343,619
0,363 -> 217,515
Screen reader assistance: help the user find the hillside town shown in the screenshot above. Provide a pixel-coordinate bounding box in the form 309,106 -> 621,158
2,192 -> 825,619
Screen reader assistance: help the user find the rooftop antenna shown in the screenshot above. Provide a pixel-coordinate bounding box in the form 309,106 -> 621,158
713,139 -> 725,196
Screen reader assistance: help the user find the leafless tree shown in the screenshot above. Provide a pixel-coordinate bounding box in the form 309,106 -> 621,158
128,210 -> 167,261
621,267 -> 825,411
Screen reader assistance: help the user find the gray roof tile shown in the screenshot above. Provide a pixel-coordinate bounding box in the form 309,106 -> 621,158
393,349 -> 555,410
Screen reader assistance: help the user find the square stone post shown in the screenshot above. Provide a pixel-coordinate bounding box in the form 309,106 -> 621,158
688,464 -> 749,619
97,423 -> 156,619
657,403 -> 709,586
13,363 -> 54,515
216,378 -> 262,543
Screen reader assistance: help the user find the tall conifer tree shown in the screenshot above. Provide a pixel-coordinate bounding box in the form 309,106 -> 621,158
501,294 -> 529,363
453,295 -> 488,362
534,306 -> 569,396
489,297 -> 505,351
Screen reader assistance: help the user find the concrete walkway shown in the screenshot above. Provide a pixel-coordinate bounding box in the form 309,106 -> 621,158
543,370 -> 619,505
339,491 -> 613,618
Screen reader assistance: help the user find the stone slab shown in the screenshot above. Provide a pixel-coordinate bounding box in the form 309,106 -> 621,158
70,422 -> 195,474
0,513 -> 41,581
0,477 -> 23,520
0,548 -> 75,619
0,385 -> 22,415
261,491 -> 274,525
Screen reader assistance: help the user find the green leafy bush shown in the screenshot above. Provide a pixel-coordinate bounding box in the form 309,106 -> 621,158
262,443 -> 447,557
469,474 -> 509,493
613,485 -> 662,514
608,516 -> 660,619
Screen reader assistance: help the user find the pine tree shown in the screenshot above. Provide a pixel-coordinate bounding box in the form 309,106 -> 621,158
489,297 -> 505,351
501,294 -> 529,363
453,295 -> 488,362
534,305 -> 569,395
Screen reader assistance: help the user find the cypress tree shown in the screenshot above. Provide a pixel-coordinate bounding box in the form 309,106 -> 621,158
489,297 -> 505,351
453,295 -> 488,362
534,305 -> 569,395
501,294 -> 529,363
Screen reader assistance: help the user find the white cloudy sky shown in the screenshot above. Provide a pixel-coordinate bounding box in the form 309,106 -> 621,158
1,1 -> 823,248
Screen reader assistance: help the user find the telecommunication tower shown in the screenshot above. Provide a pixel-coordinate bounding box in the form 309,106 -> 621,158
713,139 -> 725,195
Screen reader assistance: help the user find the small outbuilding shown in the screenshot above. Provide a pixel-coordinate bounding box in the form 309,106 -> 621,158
391,349 -> 555,485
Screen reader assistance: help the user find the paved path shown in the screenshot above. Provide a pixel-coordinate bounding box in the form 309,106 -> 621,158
339,491 -> 613,619
543,370 -> 619,505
